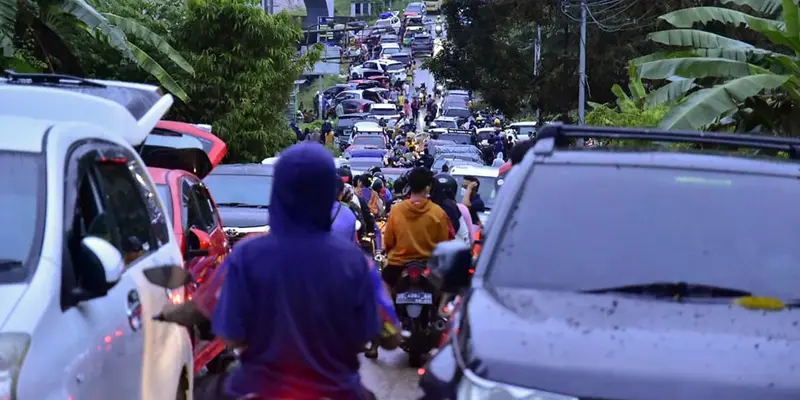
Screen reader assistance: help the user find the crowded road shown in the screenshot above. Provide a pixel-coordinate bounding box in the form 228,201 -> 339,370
358,26 -> 442,399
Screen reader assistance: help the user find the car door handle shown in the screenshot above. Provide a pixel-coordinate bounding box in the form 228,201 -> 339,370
126,290 -> 142,332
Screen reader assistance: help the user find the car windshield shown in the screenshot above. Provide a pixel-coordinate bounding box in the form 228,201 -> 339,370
392,55 -> 411,63
156,184 -> 173,220
407,4 -> 423,12
354,136 -> 385,146
350,159 -> 384,170
488,165 -> 800,298
434,119 -> 458,128
0,152 -> 44,284
444,108 -> 471,118
203,174 -> 273,207
517,126 -> 536,136
385,64 -> 404,72
382,47 -> 401,55
415,36 -> 431,43
371,107 -> 398,116
380,36 -> 396,42
438,134 -> 471,144
453,174 -> 496,209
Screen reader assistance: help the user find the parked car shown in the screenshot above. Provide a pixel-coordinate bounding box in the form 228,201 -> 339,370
376,59 -> 408,83
421,124 -> 800,399
322,83 -> 350,100
335,112 -> 370,138
369,103 -> 401,122
0,71 -> 193,399
203,164 -> 274,246
334,89 -> 383,105
338,98 -> 374,116
405,2 -> 427,17
441,106 -> 471,124
379,42 -> 403,59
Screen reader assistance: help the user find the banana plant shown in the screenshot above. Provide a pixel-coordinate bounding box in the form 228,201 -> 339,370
595,62 -> 695,111
631,0 -> 798,131
0,0 -> 193,101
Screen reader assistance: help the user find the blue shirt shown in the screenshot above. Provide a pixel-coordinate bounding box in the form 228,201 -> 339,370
331,202 -> 357,242
212,143 -> 380,400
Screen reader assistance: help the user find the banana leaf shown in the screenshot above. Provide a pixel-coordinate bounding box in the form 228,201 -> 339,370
658,74 -> 789,130
638,57 -> 763,80
659,6 -> 784,30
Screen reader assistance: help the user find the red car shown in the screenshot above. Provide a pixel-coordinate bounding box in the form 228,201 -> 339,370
141,121 -> 230,372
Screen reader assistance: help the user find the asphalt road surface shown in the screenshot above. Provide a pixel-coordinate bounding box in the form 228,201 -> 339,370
360,350 -> 423,399
356,30 -> 445,400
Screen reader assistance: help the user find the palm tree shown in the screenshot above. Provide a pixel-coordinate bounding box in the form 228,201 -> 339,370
632,0 -> 799,134
0,0 -> 193,100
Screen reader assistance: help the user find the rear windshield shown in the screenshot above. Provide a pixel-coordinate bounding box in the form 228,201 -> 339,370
385,64 -> 404,72
392,55 -> 411,62
453,174 -> 496,209
488,165 -> 800,299
0,152 -> 44,284
156,184 -> 173,220
382,47 -> 400,55
434,119 -> 458,129
353,136 -> 385,146
371,107 -> 398,116
203,174 -> 273,207
148,128 -> 214,153
415,37 -> 432,43
443,108 -> 471,118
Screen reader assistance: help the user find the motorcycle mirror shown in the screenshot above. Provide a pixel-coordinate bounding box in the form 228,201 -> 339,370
143,265 -> 192,289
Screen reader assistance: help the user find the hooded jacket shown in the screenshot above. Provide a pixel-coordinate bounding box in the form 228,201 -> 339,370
384,196 -> 451,266
212,142 -> 380,399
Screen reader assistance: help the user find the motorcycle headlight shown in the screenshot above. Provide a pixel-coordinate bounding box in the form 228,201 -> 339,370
457,369 -> 577,400
0,333 -> 31,400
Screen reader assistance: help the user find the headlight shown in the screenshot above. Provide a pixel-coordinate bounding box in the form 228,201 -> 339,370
457,369 -> 577,400
0,333 -> 31,400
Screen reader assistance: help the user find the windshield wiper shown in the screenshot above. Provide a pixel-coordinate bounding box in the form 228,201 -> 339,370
0,259 -> 23,271
583,281 -> 752,299
216,202 -> 268,209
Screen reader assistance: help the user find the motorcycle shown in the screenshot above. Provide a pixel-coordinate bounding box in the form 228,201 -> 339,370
393,261 -> 447,367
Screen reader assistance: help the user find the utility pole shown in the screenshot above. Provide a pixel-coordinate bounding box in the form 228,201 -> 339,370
534,24 -> 541,123
577,0 -> 587,126
269,0 -> 274,14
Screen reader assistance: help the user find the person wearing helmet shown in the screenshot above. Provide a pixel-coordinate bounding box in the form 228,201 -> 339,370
493,118 -> 501,127
431,173 -> 471,245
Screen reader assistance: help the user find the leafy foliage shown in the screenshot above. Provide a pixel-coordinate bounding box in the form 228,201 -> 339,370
634,0 -> 800,134
0,0 -> 192,99
586,64 -> 673,128
168,0 -> 320,163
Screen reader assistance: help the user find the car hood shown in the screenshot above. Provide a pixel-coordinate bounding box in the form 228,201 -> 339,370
0,283 -> 26,330
462,288 -> 800,400
217,206 -> 269,228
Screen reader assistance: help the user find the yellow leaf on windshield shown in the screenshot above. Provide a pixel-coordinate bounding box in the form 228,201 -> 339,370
733,296 -> 785,311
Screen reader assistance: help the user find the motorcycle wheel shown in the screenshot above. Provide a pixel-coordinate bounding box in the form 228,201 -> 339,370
408,351 -> 425,368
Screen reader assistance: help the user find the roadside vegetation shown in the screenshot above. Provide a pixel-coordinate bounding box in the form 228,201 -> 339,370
0,0 -> 320,162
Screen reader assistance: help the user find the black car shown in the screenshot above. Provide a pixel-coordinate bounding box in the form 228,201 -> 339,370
390,52 -> 413,67
335,113 -> 369,139
420,124 -> 800,400
411,33 -> 434,56
203,164 -> 273,246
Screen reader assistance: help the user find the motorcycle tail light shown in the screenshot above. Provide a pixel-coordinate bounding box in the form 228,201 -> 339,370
167,287 -> 186,304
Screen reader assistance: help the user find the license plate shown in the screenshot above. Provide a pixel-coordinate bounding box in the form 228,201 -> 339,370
396,292 -> 433,304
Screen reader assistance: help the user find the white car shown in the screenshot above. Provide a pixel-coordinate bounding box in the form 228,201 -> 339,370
448,164 -> 500,224
375,15 -> 401,33
0,73 -> 193,399
376,59 -> 407,83
369,103 -> 401,126
350,121 -> 384,144
379,43 -> 402,59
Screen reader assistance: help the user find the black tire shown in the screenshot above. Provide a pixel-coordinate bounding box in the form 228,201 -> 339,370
408,351 -> 425,368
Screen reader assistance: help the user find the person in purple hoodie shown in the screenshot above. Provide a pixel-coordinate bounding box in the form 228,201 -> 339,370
212,142 -> 385,400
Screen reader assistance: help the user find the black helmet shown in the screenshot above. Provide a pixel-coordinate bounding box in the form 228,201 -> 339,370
393,169 -> 411,196
368,166 -> 382,176
337,167 -> 353,185
432,173 -> 458,200
371,178 -> 384,192
373,172 -> 386,183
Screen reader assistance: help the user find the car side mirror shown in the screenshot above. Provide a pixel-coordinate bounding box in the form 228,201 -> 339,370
186,227 -> 211,259
427,240 -> 473,293
143,265 -> 193,289
81,236 -> 123,285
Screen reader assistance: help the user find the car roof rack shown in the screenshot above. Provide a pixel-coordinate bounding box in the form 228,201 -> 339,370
535,123 -> 800,159
0,70 -> 173,146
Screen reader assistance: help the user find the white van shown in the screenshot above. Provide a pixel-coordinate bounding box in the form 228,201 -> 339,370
0,72 -> 193,399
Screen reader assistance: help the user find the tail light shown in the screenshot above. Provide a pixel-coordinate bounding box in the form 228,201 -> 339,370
402,266 -> 430,282
167,287 -> 187,304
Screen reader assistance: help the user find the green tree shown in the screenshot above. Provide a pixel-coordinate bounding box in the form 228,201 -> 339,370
169,0 -> 320,162
0,0 -> 192,99
633,0 -> 800,134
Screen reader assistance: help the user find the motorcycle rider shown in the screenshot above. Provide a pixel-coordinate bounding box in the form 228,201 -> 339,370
431,173 -> 471,245
211,142 -> 386,399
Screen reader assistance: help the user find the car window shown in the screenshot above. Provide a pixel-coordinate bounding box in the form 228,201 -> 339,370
488,164 -> 800,299
147,129 -> 213,154
95,163 -> 158,266
203,174 -> 273,207
385,64 -> 404,72
444,108 -> 470,118
371,107 -> 398,116
156,184 -> 173,220
129,161 -> 170,246
453,174 -> 496,209
0,152 -> 44,284
181,179 -> 205,232
517,126 -> 536,136
353,136 -> 385,146
193,184 -> 218,230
